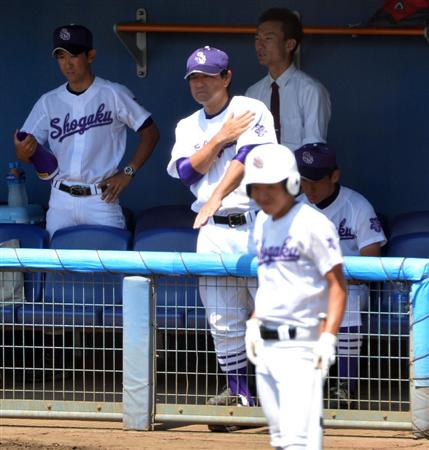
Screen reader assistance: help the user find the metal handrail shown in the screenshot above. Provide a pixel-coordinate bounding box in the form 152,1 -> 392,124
114,23 -> 427,37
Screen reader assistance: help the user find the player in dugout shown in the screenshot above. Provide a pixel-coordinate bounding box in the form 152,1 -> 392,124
295,142 -> 387,408
167,45 -> 277,432
14,24 -> 159,237
244,143 -> 347,449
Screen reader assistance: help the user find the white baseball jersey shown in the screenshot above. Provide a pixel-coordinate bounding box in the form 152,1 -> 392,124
298,186 -> 387,256
167,95 -> 277,214
252,202 -> 343,329
245,64 -> 331,151
21,76 -> 151,184
299,185 -> 386,327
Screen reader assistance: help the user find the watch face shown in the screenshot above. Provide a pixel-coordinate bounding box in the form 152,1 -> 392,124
124,166 -> 135,176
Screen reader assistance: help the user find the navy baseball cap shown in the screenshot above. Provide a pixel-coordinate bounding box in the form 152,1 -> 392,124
184,46 -> 229,79
52,25 -> 93,57
295,143 -> 337,181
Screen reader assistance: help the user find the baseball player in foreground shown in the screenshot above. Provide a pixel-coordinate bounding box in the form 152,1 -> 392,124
14,24 -> 159,236
167,46 -> 277,431
244,143 -> 346,449
295,143 -> 386,408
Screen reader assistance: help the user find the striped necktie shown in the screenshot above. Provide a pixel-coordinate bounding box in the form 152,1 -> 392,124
270,81 -> 281,142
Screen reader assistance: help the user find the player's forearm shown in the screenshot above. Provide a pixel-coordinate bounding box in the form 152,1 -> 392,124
324,264 -> 347,335
210,160 -> 245,201
127,122 -> 160,171
189,133 -> 228,175
359,243 -> 381,257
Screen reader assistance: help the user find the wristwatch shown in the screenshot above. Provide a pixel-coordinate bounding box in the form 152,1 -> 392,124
123,165 -> 136,177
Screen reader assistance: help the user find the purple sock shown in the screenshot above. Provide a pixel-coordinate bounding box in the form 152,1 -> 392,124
227,367 -> 255,406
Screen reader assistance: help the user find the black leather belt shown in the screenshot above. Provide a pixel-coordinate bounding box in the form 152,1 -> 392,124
212,213 -> 247,228
260,325 -> 296,340
58,183 -> 106,197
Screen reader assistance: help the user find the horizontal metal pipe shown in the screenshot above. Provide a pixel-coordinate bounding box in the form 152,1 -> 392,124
114,23 -> 426,37
0,410 -> 122,421
324,419 -> 412,430
155,414 -> 411,430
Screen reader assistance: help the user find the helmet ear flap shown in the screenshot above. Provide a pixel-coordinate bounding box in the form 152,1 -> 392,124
246,184 -> 252,197
285,173 -> 301,196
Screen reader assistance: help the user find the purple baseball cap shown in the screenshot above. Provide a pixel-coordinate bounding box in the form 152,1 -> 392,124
52,24 -> 93,57
184,46 -> 229,79
295,143 -> 337,181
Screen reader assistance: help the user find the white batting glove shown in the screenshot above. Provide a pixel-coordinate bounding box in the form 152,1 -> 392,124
313,332 -> 337,379
245,318 -> 262,366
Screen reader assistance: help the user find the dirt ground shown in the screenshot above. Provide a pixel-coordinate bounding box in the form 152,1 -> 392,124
0,419 -> 428,450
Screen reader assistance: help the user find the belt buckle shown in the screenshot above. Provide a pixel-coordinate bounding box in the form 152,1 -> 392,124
69,185 -> 87,197
227,213 -> 244,228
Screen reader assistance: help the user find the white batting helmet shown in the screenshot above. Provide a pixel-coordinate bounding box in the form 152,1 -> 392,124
243,143 -> 301,196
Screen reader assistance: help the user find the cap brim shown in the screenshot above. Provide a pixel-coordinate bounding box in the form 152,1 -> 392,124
184,66 -> 222,80
298,166 -> 334,181
52,44 -> 90,57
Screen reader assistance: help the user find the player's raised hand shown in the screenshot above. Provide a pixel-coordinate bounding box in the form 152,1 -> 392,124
217,111 -> 255,146
14,130 -> 37,163
193,195 -> 222,229
313,331 -> 337,379
98,172 -> 133,203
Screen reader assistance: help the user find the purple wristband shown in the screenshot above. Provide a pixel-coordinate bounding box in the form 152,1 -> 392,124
176,157 -> 203,187
233,144 -> 260,164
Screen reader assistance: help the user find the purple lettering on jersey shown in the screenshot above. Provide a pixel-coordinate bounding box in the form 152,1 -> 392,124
370,217 -> 382,233
50,104 -> 114,142
258,237 -> 300,265
338,218 -> 356,240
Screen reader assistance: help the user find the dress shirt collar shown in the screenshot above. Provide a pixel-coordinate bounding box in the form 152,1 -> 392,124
269,63 -> 297,87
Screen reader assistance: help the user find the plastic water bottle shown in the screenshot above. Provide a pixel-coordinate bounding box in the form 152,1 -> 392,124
6,161 -> 28,207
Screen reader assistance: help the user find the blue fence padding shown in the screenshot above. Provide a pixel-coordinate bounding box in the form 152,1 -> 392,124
411,280 -> 429,387
3,250 -> 429,280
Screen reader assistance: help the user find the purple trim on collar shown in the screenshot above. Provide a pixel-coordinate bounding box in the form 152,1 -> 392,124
176,157 -> 203,187
204,97 -> 231,119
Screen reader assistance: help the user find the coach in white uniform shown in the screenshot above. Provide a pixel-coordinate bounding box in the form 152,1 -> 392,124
245,8 -> 331,151
14,24 -> 159,236
244,143 -> 346,449
295,143 -> 387,408
167,46 -> 276,428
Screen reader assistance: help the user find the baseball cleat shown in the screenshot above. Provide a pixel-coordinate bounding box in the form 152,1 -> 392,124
328,381 -> 355,409
207,387 -> 240,406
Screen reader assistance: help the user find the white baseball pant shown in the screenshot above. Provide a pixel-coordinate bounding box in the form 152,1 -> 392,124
197,220 -> 256,372
46,185 -> 125,237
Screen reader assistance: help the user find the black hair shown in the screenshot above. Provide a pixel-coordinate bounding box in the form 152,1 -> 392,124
258,8 -> 303,54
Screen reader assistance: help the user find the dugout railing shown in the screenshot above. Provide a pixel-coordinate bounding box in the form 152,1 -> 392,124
0,250 -> 428,437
